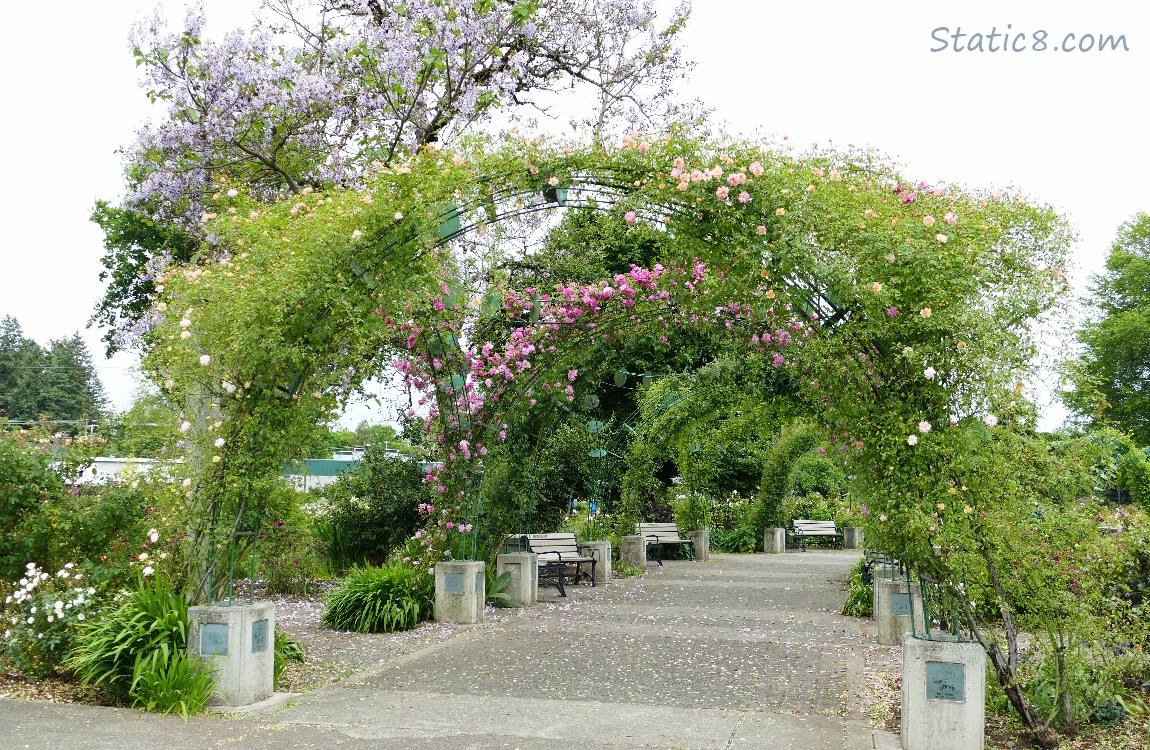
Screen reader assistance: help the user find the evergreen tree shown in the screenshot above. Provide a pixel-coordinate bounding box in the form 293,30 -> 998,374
0,317 -> 108,423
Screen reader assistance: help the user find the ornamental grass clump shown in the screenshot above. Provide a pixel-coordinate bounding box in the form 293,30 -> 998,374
66,579 -> 215,716
321,561 -> 433,633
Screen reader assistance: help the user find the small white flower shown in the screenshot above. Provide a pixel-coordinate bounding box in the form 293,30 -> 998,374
221,381 -> 236,394
47,615 -> 54,623
77,613 -> 85,621
87,588 -> 95,595
923,367 -> 936,380
138,553 -> 149,561
199,355 -> 211,366
180,330 -> 191,339
149,528 -> 159,543
142,566 -> 154,577
25,563 -> 35,571
64,563 -> 73,569
918,421 -> 931,434
26,617 -> 34,625
394,211 -> 404,220
182,478 -> 192,487
214,438 -> 226,448
179,318 -> 191,328
907,434 -> 919,446
983,414 -> 998,427
226,188 -> 238,198
351,229 -> 363,240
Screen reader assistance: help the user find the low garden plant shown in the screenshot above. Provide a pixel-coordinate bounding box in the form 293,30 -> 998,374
321,560 -> 434,633
66,575 -> 215,715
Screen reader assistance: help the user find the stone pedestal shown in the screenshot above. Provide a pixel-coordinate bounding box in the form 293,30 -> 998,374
688,530 -> 710,562
435,560 -> 485,624
876,576 -> 926,646
621,535 -> 646,568
581,540 -> 612,584
496,553 -> 537,606
188,602 -> 275,707
844,527 -> 864,550
764,527 -> 786,554
901,635 -> 986,750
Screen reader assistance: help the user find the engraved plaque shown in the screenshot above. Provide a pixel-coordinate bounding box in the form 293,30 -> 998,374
251,619 -> 268,653
444,572 -> 464,593
201,623 -> 229,656
531,561 -> 538,580
926,661 -> 965,701
476,571 -> 484,592
890,592 -> 912,615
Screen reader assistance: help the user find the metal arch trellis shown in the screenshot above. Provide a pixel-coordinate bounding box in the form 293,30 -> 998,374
206,157 -> 871,586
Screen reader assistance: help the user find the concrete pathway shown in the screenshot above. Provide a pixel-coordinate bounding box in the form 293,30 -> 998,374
0,550 -> 883,749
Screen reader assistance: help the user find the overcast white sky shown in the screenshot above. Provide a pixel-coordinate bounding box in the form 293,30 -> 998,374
0,1 -> 1146,429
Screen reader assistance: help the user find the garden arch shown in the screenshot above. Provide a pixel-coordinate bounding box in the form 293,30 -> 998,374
146,127 -> 1072,590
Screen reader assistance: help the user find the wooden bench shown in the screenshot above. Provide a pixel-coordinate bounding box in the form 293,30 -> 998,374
506,533 -> 597,597
787,519 -> 843,551
636,522 -> 694,565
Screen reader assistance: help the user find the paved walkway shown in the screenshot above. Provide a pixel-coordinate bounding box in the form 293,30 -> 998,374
0,550 -> 884,749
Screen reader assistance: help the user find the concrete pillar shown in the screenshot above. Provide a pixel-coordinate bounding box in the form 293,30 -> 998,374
435,560 -> 485,624
581,540 -> 612,584
688,530 -> 710,562
496,552 -> 537,606
763,527 -> 786,554
871,560 -> 894,613
844,527 -> 864,550
901,635 -> 986,750
621,535 -> 646,568
188,602 -> 275,707
876,576 -> 926,646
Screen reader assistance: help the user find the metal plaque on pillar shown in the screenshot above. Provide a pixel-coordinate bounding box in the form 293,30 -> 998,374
925,661 -> 965,701
444,573 -> 464,593
890,593 -> 912,615
201,623 -> 229,656
251,619 -> 268,653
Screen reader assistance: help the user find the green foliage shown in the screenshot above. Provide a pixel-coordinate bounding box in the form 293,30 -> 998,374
319,447 -> 428,572
1066,213 -> 1150,445
273,625 -> 306,687
754,420 -> 822,530
0,317 -> 107,422
127,644 -> 216,719
66,580 -> 197,706
98,388 -> 179,458
1,563 -> 101,677
788,450 -> 845,498
252,484 -> 325,594
840,558 -> 873,618
321,561 -> 434,633
0,428 -> 123,581
89,201 -> 200,357
485,570 -> 521,608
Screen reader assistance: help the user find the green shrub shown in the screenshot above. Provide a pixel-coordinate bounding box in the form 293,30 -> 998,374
321,561 -> 434,633
319,448 -> 427,571
66,580 -> 198,706
252,484 -> 325,594
841,558 -> 873,617
2,562 -> 101,677
273,625 -> 306,687
711,525 -> 759,553
128,646 -> 216,718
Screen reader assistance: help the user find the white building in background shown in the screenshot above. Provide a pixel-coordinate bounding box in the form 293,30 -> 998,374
77,457 -> 170,484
